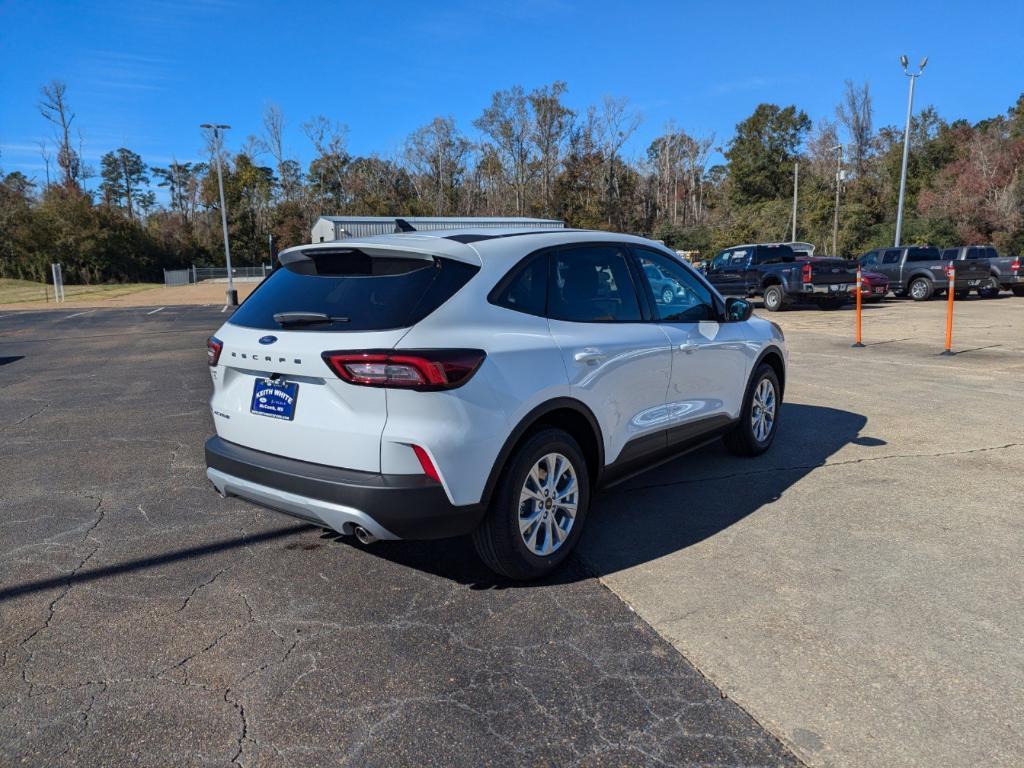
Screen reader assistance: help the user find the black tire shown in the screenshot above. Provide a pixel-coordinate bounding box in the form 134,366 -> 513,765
1013,286 -> 1024,297
909,277 -> 933,301
472,428 -> 590,581
723,364 -> 782,457
763,284 -> 787,312
979,276 -> 1001,298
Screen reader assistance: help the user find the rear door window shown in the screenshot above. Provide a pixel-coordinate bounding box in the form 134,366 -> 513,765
907,247 -> 940,262
882,249 -> 901,264
230,248 -> 478,331
548,245 -> 642,323
966,247 -> 987,260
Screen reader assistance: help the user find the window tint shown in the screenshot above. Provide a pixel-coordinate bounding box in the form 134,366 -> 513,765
941,248 -> 958,260
860,252 -> 878,266
491,253 -> 548,316
967,247 -> 986,260
985,247 -> 998,260
633,248 -> 716,323
729,249 -> 750,266
907,247 -> 940,262
710,250 -> 731,270
548,245 -> 642,323
755,245 -> 793,265
230,250 -> 478,332
882,249 -> 901,264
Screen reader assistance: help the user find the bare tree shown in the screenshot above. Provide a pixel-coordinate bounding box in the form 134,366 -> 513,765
38,80 -> 80,191
303,115 -> 349,211
836,80 -> 873,176
529,81 -> 574,216
403,117 -> 471,215
474,86 -> 535,215
593,95 -> 642,224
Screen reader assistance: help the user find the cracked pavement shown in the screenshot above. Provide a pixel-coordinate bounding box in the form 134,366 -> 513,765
0,306 -> 797,767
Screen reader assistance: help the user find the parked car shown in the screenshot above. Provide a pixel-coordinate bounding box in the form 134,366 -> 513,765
204,228 -> 788,580
857,246 -> 989,301
940,245 -> 1024,298
642,262 -> 686,305
851,269 -> 889,302
706,242 -> 856,311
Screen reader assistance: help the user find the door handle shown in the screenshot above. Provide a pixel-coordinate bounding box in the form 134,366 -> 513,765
574,348 -> 606,364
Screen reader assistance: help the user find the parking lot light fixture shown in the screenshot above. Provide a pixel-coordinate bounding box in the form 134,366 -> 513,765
200,123 -> 237,307
894,55 -> 927,248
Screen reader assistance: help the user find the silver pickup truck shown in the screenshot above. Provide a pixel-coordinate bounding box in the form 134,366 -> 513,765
857,246 -> 990,301
941,246 -> 1024,298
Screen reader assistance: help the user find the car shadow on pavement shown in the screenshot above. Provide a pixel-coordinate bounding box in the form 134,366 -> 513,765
349,403 -> 872,587
577,402 -> 870,576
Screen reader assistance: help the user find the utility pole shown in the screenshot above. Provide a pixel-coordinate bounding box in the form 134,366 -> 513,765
832,145 -> 843,256
895,55 -> 927,247
200,123 -> 237,306
791,162 -> 799,242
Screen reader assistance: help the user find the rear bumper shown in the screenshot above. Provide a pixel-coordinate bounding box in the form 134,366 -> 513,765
798,283 -> 853,297
204,436 -> 485,540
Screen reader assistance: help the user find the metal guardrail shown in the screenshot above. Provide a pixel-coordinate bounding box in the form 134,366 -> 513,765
163,265 -> 272,287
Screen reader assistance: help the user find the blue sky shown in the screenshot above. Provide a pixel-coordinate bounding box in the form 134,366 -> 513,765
2,0 -> 1022,185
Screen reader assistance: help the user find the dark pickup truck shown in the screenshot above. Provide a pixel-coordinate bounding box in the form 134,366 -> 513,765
940,246 -> 1024,298
706,243 -> 856,311
857,246 -> 989,301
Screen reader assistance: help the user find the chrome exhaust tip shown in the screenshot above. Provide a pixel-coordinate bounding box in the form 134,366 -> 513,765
353,526 -> 377,545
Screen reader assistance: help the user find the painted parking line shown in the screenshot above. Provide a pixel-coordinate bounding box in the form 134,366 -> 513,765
147,307 -> 165,315
64,310 -> 97,319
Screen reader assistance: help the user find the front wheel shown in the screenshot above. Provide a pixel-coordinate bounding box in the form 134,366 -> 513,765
724,363 -> 782,457
763,284 -> 787,312
472,428 -> 590,580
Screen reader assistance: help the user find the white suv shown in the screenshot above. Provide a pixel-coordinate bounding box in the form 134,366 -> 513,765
205,228 -> 787,579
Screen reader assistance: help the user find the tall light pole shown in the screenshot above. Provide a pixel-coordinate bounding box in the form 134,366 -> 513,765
894,55 -> 927,247
200,123 -> 237,306
831,144 -> 844,256
791,162 -> 799,242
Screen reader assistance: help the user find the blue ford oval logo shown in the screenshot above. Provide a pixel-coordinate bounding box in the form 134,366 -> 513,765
258,335 -> 278,345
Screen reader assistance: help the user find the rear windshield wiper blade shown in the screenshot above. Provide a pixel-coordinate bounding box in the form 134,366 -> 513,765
272,312 -> 350,327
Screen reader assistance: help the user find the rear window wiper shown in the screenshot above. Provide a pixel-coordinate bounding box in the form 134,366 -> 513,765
272,312 -> 350,327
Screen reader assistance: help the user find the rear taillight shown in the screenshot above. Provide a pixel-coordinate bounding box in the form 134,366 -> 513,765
945,264 -> 955,278
801,262 -> 813,284
1012,259 -> 1021,271
207,336 -> 223,366
322,349 -> 486,391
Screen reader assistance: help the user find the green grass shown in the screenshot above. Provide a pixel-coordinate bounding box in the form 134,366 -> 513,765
0,278 -> 160,305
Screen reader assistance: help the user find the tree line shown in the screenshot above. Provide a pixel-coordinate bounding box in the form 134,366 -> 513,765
2,78 -> 1023,285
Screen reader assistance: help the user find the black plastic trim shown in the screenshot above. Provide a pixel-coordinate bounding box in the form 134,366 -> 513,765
205,436 -> 484,540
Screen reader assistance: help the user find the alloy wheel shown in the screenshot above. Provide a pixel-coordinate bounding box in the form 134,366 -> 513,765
518,453 -> 578,556
751,378 -> 776,442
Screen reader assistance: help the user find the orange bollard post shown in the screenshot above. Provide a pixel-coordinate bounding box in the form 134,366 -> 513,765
852,266 -> 865,348
941,264 -> 955,356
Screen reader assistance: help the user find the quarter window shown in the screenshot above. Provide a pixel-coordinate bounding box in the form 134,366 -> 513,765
491,253 -> 548,316
633,248 -> 716,323
547,246 -> 642,323
882,250 -> 901,264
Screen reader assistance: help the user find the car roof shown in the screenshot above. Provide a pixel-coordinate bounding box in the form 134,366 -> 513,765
280,228 -> 676,266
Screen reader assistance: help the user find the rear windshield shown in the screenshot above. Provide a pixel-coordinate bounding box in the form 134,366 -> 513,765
229,249 -> 478,332
906,247 -> 941,262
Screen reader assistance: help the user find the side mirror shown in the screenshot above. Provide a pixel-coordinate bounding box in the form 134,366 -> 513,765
725,297 -> 753,322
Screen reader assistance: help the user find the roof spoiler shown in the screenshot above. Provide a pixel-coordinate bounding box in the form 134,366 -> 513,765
394,218 -> 417,233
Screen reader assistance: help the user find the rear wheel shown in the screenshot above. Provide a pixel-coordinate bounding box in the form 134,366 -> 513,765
472,428 -> 590,581
909,278 -> 933,301
763,284 -> 787,312
979,276 -> 1001,298
724,363 -> 782,457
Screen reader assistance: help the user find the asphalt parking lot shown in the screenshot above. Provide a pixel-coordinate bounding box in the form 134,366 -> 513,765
0,306 -> 795,767
2,295 -> 1022,767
